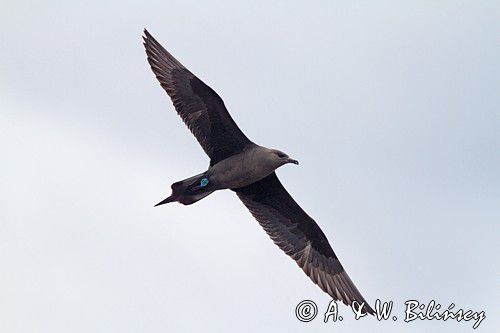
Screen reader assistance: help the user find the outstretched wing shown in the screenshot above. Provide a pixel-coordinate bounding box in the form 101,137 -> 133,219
143,29 -> 253,165
234,173 -> 374,314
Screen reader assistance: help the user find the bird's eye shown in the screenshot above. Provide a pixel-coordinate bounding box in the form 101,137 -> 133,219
277,152 -> 286,158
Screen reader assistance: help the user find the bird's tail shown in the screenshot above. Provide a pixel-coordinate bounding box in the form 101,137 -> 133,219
155,172 -> 214,206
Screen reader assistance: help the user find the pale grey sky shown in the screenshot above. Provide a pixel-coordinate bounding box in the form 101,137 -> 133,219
1,1 -> 499,332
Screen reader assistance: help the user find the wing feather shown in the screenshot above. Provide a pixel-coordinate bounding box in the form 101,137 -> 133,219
143,29 -> 253,165
235,173 -> 374,314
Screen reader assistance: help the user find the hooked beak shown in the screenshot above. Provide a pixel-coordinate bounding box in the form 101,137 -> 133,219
287,158 -> 299,165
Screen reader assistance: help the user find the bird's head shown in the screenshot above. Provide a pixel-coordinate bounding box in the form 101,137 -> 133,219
268,149 -> 299,168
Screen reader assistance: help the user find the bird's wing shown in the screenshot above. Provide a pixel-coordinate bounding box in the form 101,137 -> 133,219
234,173 -> 374,314
143,29 -> 253,165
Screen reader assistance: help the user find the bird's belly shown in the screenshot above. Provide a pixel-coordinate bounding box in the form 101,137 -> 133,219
207,159 -> 273,190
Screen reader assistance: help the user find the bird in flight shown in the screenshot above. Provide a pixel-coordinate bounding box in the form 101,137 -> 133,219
143,29 -> 374,314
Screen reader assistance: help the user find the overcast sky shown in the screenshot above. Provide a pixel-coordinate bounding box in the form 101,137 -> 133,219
1,1 -> 499,332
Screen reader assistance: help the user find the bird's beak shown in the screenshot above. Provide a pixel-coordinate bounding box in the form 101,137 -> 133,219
287,158 -> 299,165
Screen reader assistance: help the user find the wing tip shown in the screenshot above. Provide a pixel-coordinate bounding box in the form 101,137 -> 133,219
142,28 -> 154,46
141,29 -> 187,72
142,28 -> 162,52
364,302 -> 375,315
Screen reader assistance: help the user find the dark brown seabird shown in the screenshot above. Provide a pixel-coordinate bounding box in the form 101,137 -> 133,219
143,29 -> 374,315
